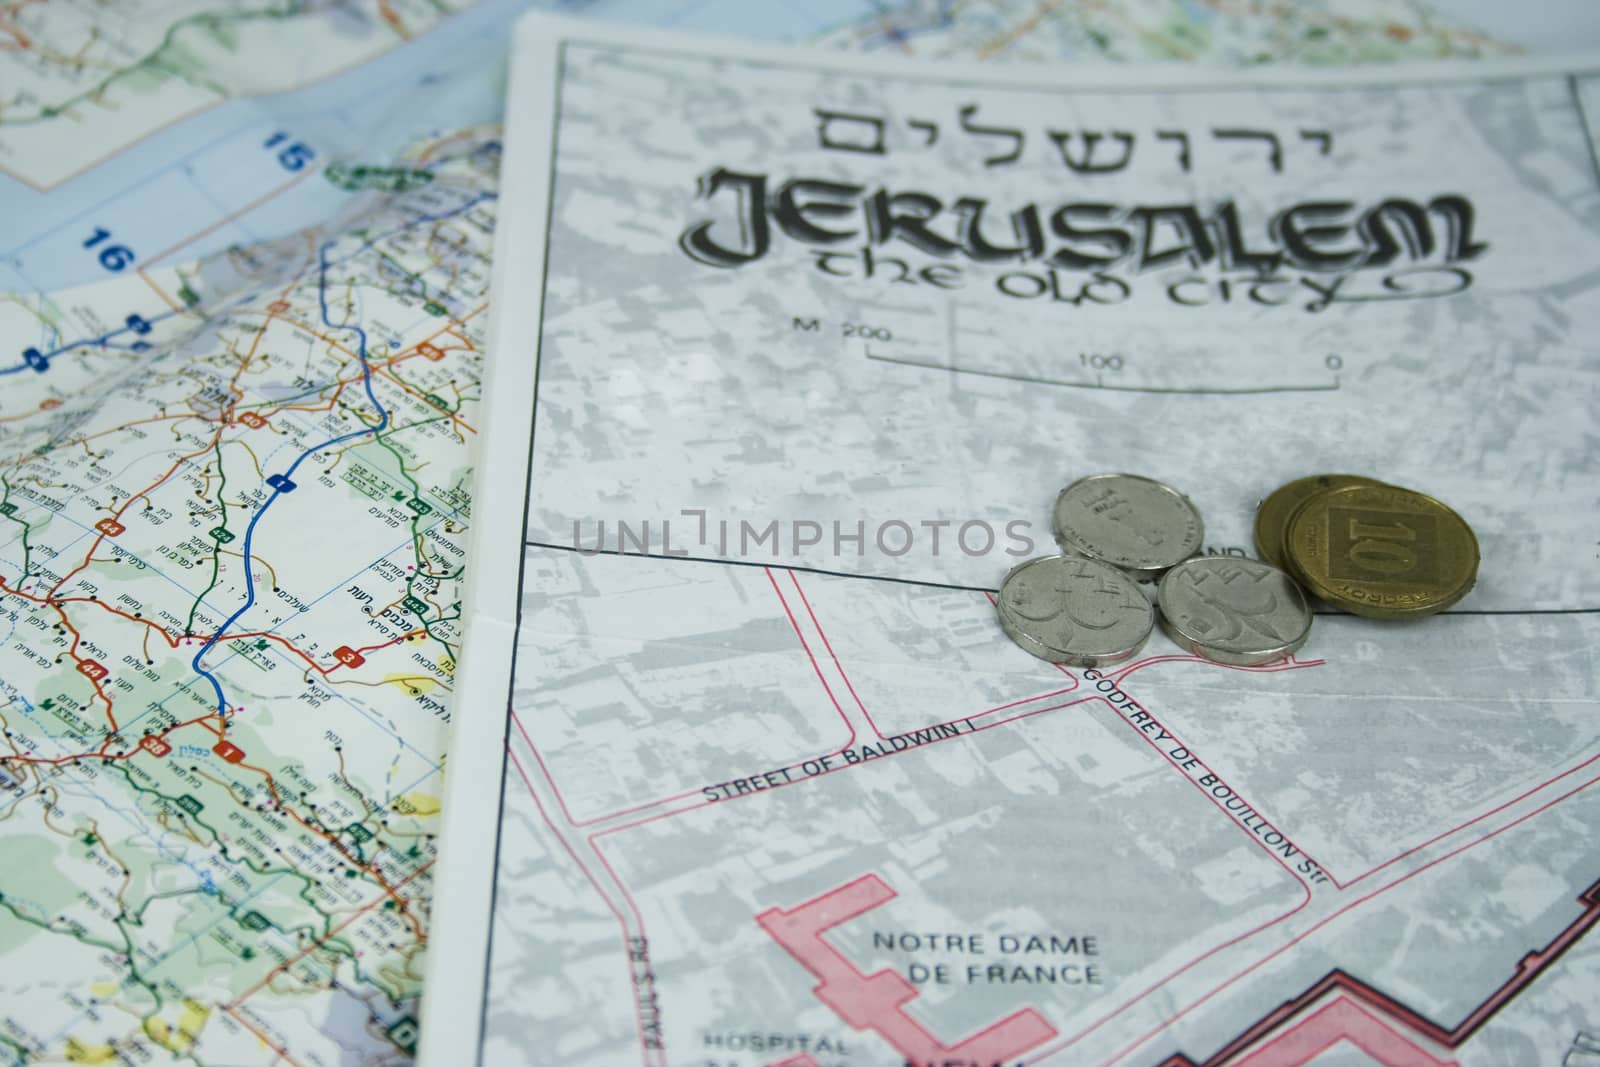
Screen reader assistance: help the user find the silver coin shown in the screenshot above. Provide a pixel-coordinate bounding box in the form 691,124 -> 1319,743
996,555 -> 1155,667
1157,556 -> 1313,666
1053,473 -> 1204,580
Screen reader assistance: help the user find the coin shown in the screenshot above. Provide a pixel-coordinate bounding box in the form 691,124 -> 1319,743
1052,473 -> 1204,580
997,555 -> 1155,666
1253,474 -> 1386,570
1284,483 -> 1479,619
1157,557 -> 1313,665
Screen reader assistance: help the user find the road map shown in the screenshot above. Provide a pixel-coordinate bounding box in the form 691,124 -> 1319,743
0,133 -> 495,1064
0,0 -> 476,191
426,13 -> 1600,1067
0,1 -> 1575,1067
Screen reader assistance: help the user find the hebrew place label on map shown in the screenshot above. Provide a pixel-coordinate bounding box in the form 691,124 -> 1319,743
518,40 -> 1600,601
422,15 -> 1600,1067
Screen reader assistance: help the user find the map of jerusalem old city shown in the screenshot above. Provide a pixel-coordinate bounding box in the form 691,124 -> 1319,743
0,1 -> 1590,1067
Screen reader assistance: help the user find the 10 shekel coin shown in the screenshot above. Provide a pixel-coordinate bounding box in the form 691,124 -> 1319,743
1158,556 -> 1313,665
997,555 -> 1155,666
1254,473 -> 1386,569
1284,483 -> 1479,619
1053,473 -> 1204,580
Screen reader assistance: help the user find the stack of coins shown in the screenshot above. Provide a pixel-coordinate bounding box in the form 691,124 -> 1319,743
1254,475 -> 1479,619
996,470 -> 1477,667
999,472 -> 1314,668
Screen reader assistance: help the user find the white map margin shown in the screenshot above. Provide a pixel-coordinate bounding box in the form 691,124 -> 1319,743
415,18 -> 556,1060
416,13 -> 1600,1063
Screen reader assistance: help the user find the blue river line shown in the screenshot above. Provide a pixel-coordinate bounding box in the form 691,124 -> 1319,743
186,191 -> 493,717
0,307 -> 186,376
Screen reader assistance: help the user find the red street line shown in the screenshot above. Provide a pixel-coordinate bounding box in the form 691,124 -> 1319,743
1096,641 -> 1596,894
577,684 -> 1317,1067
570,683 -> 1322,1067
1215,996 -> 1453,1067
589,835 -> 652,951
45,604 -> 120,733
766,567 -> 858,751
1334,745 -> 1600,891
505,563 -> 873,830
221,1005 -> 308,1067
511,572 -> 1594,1067
513,710 -> 699,830
47,433 -> 225,599
508,749 -> 664,1067
586,693 -> 1099,843
1057,769 -> 1600,1067
1166,878 -> 1600,1067
1023,886 -> 1314,1065
516,675 -> 1075,831
507,573 -> 1356,1066
2,710 -> 220,767
792,569 -> 1084,731
549,583 -> 1139,839
322,629 -> 424,674
787,571 -> 888,739
512,566 -> 923,834
226,859 -> 434,1010
549,577 -> 1338,1067
1084,678 -> 1321,892
967,683 -> 1081,720
509,748 -> 625,920
796,576 -> 1087,731
1011,600 -> 1331,885
1110,652 -> 1327,684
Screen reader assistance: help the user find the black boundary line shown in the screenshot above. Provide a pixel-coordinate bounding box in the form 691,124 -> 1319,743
1161,877 -> 1600,1067
1570,73 -> 1600,189
1162,73 -> 1600,1067
565,35 -> 1600,94
523,539 -> 993,594
474,40 -> 567,1067
524,541 -> 1600,616
473,33 -> 1600,1065
865,348 -> 1341,396
1358,607 -> 1600,616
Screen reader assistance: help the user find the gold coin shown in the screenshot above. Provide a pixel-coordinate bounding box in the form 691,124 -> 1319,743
1284,483 -> 1479,619
1253,474 -> 1386,570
